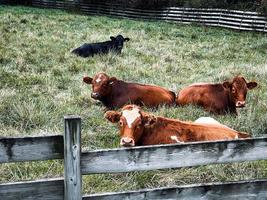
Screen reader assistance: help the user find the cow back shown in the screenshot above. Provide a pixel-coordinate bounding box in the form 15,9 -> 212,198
176,83 -> 235,114
100,81 -> 175,108
138,117 -> 243,145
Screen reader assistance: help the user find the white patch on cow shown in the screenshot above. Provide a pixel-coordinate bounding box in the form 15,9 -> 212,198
194,117 -> 221,125
195,117 -> 233,130
122,107 -> 141,128
170,135 -> 180,143
235,135 -> 238,139
95,74 -> 103,83
189,82 -> 210,87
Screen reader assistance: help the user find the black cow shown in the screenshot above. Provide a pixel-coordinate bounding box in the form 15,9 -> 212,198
71,35 -> 130,57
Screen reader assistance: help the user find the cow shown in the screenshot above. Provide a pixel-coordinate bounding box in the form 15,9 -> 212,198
71,35 -> 130,57
104,104 -> 250,147
83,72 -> 175,109
176,76 -> 257,114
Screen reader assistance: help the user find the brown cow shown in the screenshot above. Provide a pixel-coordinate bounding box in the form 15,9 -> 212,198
104,104 -> 250,147
176,76 -> 257,114
83,72 -> 175,109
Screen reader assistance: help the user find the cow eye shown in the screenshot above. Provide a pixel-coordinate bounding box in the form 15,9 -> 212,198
119,121 -> 123,127
232,88 -> 236,93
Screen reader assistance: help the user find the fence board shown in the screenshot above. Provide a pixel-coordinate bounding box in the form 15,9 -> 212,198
83,179 -> 267,200
0,178 -> 64,200
0,135 -> 63,163
81,137 -> 267,174
217,24 -> 267,32
64,116 -> 82,200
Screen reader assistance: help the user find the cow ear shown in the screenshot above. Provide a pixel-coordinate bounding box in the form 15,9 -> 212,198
110,36 -> 115,41
124,38 -> 130,42
142,113 -> 157,128
108,77 -> 117,85
83,76 -> 93,84
104,111 -> 121,123
222,81 -> 231,89
247,81 -> 257,90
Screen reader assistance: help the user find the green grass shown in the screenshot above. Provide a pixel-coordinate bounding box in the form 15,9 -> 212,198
0,5 -> 267,195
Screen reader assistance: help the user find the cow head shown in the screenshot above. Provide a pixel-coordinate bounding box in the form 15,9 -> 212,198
83,72 -> 117,100
110,35 -> 130,52
105,105 -> 157,147
222,76 -> 257,108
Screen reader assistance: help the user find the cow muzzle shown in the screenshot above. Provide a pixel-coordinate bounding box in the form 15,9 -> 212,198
120,137 -> 135,147
236,101 -> 246,108
91,92 -> 100,99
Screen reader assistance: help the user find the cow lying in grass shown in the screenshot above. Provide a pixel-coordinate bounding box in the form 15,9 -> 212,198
71,35 -> 130,57
105,104 -> 250,147
176,76 -> 257,114
83,72 -> 175,109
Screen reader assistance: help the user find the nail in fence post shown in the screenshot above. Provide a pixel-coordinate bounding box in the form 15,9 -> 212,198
64,116 -> 82,200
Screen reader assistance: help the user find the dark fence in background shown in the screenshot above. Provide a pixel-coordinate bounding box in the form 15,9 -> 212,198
2,0 -> 267,13
0,0 -> 267,33
0,0 -> 32,5
1,0 -> 267,32
29,0 -> 267,32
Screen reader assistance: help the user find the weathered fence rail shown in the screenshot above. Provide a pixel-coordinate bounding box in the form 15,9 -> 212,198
0,116 -> 267,199
29,0 -> 267,33
0,135 -> 63,163
81,137 -> 267,174
0,178 -> 64,200
84,179 -> 267,200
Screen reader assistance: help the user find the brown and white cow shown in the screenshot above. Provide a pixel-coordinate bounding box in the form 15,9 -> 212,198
176,76 -> 257,114
83,72 -> 175,109
104,104 -> 250,147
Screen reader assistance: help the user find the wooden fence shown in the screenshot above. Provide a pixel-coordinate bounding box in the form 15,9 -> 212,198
29,0 -> 267,33
0,116 -> 267,199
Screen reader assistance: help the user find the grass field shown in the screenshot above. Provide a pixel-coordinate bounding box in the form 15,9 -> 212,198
0,5 -> 267,195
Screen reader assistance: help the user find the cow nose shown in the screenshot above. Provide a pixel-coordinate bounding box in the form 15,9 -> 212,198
120,137 -> 135,147
236,101 -> 246,107
91,92 -> 100,99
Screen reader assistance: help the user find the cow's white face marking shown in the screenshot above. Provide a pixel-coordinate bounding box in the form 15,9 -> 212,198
122,107 -> 140,128
170,135 -> 180,143
95,74 -> 103,83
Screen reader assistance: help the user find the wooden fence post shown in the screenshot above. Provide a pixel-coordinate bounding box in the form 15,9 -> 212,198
64,116 -> 82,200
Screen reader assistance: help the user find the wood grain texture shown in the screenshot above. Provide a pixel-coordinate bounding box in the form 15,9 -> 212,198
81,137 -> 267,174
83,179 -> 267,200
0,178 -> 64,200
64,116 -> 82,200
0,135 -> 63,163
